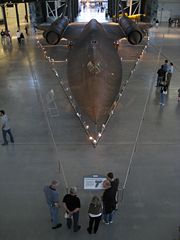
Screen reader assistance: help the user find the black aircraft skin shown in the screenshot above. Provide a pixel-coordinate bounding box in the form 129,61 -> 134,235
39,15 -> 145,124
68,19 -> 122,123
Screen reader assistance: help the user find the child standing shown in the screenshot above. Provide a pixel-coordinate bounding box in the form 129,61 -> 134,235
156,19 -> 159,27
160,84 -> 167,106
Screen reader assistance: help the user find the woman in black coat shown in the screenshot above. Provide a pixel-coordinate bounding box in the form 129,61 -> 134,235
102,185 -> 116,224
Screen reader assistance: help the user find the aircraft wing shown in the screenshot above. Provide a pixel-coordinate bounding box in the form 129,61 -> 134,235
102,17 -> 144,45
62,22 -> 127,41
101,22 -> 126,40
63,21 -> 139,42
63,22 -> 86,40
137,22 -> 152,33
35,23 -> 51,31
102,20 -> 152,43
43,16 -> 146,45
63,17 -> 145,45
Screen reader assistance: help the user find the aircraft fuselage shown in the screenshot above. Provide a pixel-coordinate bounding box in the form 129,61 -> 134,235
67,19 -> 122,124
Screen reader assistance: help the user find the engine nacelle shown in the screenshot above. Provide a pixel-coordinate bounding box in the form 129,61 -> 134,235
43,16 -> 69,45
119,16 -> 143,45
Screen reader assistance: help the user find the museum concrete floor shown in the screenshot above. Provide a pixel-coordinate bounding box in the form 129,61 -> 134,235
0,15 -> 180,240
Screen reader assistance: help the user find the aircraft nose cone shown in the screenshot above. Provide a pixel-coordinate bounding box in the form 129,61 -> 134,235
84,19 -> 102,32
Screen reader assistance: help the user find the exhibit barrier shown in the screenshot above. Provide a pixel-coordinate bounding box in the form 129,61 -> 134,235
46,89 -> 60,117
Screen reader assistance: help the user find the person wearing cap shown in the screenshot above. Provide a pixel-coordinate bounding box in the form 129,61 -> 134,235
43,180 -> 62,229
62,187 -> 81,232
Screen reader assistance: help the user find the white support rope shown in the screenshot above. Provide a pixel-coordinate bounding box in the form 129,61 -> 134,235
122,39 -> 164,191
25,48 -> 69,191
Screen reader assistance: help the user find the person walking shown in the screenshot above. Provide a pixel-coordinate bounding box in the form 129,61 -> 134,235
87,196 -> 102,234
25,25 -> 29,35
162,59 -> 169,73
43,180 -> 62,229
159,84 -> 167,106
5,30 -> 12,45
16,30 -> 21,45
155,19 -> 159,27
156,65 -> 166,87
166,62 -> 174,88
1,29 -> 6,45
168,17 -> 172,27
0,110 -> 14,146
63,187 -> 81,232
20,32 -> 25,44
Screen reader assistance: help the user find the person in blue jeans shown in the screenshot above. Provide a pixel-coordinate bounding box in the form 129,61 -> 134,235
63,187 -> 81,232
87,196 -> 102,234
43,180 -> 62,229
160,84 -> 167,106
0,110 -> 14,146
102,180 -> 116,224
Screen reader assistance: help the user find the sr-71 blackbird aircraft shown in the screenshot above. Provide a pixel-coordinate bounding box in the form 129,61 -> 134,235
39,14 -> 145,125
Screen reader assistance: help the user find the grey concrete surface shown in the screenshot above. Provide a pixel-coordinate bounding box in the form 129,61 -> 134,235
0,23 -> 180,240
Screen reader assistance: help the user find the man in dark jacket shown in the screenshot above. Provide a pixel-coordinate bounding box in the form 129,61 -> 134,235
156,65 -> 166,87
107,172 -> 119,210
102,180 -> 116,224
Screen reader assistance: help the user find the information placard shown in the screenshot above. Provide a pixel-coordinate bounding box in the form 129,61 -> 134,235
84,175 -> 106,190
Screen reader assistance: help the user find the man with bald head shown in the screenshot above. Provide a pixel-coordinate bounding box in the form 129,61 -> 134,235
44,180 -> 62,229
